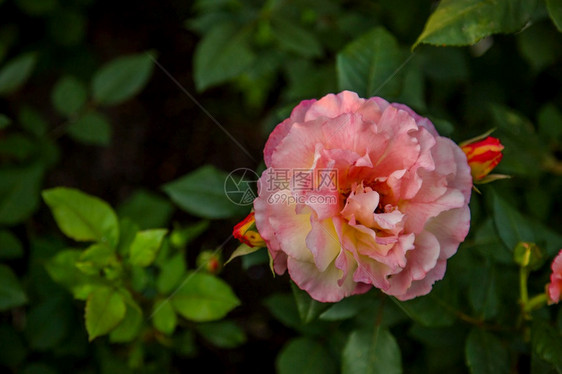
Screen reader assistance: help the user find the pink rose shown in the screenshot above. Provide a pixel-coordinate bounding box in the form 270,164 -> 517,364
547,250 -> 562,304
254,91 -> 472,302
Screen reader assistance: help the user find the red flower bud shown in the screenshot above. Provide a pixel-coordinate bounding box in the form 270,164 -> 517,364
233,212 -> 265,248
461,136 -> 504,181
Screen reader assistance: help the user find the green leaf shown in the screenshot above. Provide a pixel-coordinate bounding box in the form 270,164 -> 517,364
0,52 -> 37,95
170,272 -> 240,322
109,296 -> 143,343
0,133 -> 35,161
336,27 -> 402,98
532,320 -> 562,372
169,220 -> 209,249
319,294 -> 369,321
157,253 -> 186,294
45,249 -> 103,300
547,0 -> 562,32
468,265 -> 499,320
193,23 -> 255,91
291,282 -> 330,324
75,243 -> 118,276
117,189 -> 174,229
342,327 -> 402,374
0,113 -> 12,129
264,293 -> 302,330
466,329 -> 510,374
152,300 -> 177,335
196,320 -> 246,348
0,230 -> 23,259
18,106 -> 48,137
493,193 -> 535,251
414,0 -> 538,47
162,165 -> 246,219
52,76 -> 87,117
225,243 -> 262,265
0,164 -> 44,225
277,338 -> 336,374
117,218 -> 139,256
42,187 -> 119,248
0,264 -> 27,310
92,53 -> 154,105
393,294 -> 455,327
85,287 -> 126,341
128,229 -> 167,267
538,103 -> 562,142
270,16 -> 322,58
67,112 -> 112,146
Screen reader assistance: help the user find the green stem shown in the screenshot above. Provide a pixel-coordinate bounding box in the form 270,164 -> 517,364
524,293 -> 548,313
519,267 -> 529,305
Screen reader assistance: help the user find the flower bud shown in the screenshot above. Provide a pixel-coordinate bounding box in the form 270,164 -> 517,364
461,136 -> 504,181
233,212 -> 265,248
196,250 -> 222,274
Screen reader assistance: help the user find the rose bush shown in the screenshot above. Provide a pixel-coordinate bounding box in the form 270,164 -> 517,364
253,91 -> 473,302
547,250 -> 562,304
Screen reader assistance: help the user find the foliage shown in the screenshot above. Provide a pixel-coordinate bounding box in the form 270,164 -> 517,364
1,0 -> 562,372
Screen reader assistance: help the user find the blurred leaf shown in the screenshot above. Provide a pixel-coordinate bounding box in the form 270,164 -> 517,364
92,53 -> 154,105
547,0 -> 562,32
196,320 -> 246,348
25,296 -> 70,350
0,133 -> 35,161
45,249 -> 103,300
532,320 -> 562,373
396,63 -> 426,111
48,9 -> 86,46
342,327 -> 402,374
170,272 -> 240,322
85,287 -> 126,341
128,229 -> 167,267
42,187 -> 119,248
157,253 -> 186,294
162,165 -> 246,219
291,282 -> 330,324
264,292 -> 302,330
0,324 -> 27,367
0,163 -> 44,225
270,16 -> 322,58
15,0 -> 57,15
538,103 -> 562,142
466,329 -> 510,374
0,264 -> 27,310
337,27 -> 402,98
18,106 -> 48,137
194,23 -> 255,91
493,193 -> 535,251
169,220 -> 209,249
67,111 -> 111,146
152,300 -> 177,335
277,337 -> 336,374
319,294 -> 369,321
109,296 -> 143,343
118,190 -> 174,229
0,113 -> 11,129
117,218 -> 139,256
0,52 -> 36,95
0,230 -> 23,259
517,22 -> 561,72
421,47 -> 469,82
52,76 -> 88,117
414,0 -> 537,47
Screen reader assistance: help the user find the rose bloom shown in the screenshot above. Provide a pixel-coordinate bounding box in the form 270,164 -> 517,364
254,91 -> 472,302
547,250 -> 562,304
